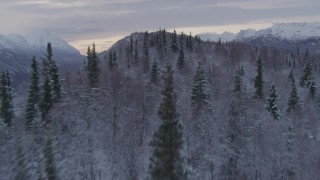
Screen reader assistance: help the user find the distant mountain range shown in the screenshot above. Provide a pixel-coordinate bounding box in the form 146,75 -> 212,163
0,30 -> 83,85
198,22 -> 320,54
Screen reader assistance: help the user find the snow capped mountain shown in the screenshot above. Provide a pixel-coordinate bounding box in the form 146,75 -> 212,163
236,22 -> 320,40
23,30 -> 79,53
0,30 -> 83,85
198,22 -> 320,42
198,32 -> 235,42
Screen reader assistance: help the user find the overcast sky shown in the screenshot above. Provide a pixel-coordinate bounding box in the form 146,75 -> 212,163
1,0 -> 320,53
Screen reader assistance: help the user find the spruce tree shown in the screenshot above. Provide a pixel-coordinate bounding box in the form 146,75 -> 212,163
266,84 -> 280,120
300,59 -> 313,87
287,75 -> 300,113
113,50 -> 118,69
233,65 -> 245,93
85,43 -> 100,86
25,56 -> 40,129
43,137 -> 57,180
191,62 -> 208,114
253,55 -> 264,99
309,80 -> 316,98
46,43 -> 61,100
176,39 -> 184,70
171,30 -> 178,52
39,73 -> 52,121
143,31 -> 150,57
134,39 -> 138,63
0,71 -> 13,127
150,60 -> 158,84
149,64 -> 185,180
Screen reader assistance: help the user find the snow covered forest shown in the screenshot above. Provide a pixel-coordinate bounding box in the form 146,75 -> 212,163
1,29 -> 320,179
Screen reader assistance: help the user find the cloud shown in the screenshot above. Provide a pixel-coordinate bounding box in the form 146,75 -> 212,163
0,0 -> 319,53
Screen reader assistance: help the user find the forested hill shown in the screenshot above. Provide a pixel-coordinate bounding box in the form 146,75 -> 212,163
1,29 -> 320,179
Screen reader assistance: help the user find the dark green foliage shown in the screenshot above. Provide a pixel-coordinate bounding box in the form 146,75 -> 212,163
233,65 -> 245,93
108,50 -> 118,70
85,43 -> 100,86
309,80 -> 316,98
253,55 -> 264,99
143,31 -> 149,57
129,36 -> 134,56
186,32 -> 193,50
191,62 -> 208,114
300,59 -> 313,87
134,39 -> 138,62
287,75 -> 300,113
46,43 -> 61,100
171,30 -> 178,52
149,64 -> 185,180
266,84 -> 280,120
176,39 -> 184,70
150,60 -> 158,83
25,57 -> 40,129
44,137 -> 57,180
0,70 -> 13,127
288,68 -> 294,83
39,74 -> 52,121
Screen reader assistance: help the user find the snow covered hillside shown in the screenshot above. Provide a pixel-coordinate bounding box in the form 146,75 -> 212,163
1,29 -> 320,179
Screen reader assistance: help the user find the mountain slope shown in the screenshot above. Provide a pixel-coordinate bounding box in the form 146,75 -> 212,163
0,31 -> 83,85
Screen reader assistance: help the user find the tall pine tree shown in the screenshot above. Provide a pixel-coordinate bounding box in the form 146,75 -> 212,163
233,65 -> 245,93
171,30 -> 178,52
0,70 -> 13,127
46,43 -> 61,100
287,74 -> 300,113
191,62 -> 208,114
300,59 -> 313,87
265,84 -> 280,120
253,55 -> 264,99
85,43 -> 100,87
176,38 -> 184,70
149,64 -> 185,179
25,56 -> 40,129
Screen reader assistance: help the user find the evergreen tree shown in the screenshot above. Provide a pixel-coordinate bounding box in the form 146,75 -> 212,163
85,43 -> 100,86
46,43 -> 61,100
253,55 -> 264,99
39,73 -> 52,121
309,80 -> 316,98
0,71 -> 13,127
134,39 -> 138,63
129,36 -> 134,56
108,50 -> 118,70
233,65 -> 245,93
149,64 -> 185,180
288,68 -> 294,83
287,75 -> 300,113
143,31 -> 149,57
171,30 -> 178,52
300,59 -> 313,87
191,62 -> 208,114
25,56 -> 40,129
187,32 -> 193,50
176,39 -> 184,70
150,60 -> 158,84
43,137 -> 57,180
266,84 -> 280,120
